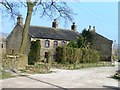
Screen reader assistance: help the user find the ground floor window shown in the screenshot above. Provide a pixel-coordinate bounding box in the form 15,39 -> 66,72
54,40 -> 58,47
1,44 -> 3,48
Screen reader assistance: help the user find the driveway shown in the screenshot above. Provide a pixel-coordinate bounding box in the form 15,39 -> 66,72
0,66 -> 119,89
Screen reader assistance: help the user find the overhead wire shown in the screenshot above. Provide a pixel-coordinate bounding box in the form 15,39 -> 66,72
74,3 -> 117,25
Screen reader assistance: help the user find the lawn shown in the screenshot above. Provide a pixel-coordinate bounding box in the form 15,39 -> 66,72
0,72 -> 13,79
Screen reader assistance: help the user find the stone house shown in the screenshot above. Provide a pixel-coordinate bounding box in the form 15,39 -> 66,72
87,26 -> 113,61
6,15 -> 113,61
6,15 -> 79,61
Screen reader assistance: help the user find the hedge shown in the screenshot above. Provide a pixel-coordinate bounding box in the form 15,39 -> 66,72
55,46 -> 100,64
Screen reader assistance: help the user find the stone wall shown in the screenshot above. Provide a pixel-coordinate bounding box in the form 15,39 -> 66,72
31,38 -> 69,61
6,25 -> 23,54
91,33 -> 113,61
2,55 -> 28,70
6,25 -> 31,55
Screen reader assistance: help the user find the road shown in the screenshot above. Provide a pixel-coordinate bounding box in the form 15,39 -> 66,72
0,66 -> 119,89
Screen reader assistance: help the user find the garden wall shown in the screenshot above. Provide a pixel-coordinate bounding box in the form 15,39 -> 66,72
2,55 -> 28,70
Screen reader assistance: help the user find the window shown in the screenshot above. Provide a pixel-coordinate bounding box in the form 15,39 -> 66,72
45,40 -> 50,48
62,41 -> 66,45
54,41 -> 58,47
1,44 -> 3,48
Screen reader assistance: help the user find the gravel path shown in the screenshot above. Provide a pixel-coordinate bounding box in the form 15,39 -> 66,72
0,66 -> 119,89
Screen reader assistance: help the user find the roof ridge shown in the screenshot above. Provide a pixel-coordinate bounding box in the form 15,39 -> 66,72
30,25 -> 73,31
30,25 -> 52,29
95,32 -> 113,42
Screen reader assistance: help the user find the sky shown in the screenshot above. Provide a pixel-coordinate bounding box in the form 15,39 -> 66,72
0,1 -> 118,44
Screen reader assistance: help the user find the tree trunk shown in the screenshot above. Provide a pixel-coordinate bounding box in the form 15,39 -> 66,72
19,3 -> 33,54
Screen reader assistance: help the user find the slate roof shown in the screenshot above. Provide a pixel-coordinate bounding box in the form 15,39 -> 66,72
28,26 -> 79,41
92,32 -> 113,43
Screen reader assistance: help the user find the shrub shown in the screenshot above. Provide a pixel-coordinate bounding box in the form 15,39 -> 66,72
81,29 -> 94,46
46,51 -> 50,63
28,40 -> 41,65
55,47 -> 64,63
55,46 -> 100,64
67,41 -> 78,48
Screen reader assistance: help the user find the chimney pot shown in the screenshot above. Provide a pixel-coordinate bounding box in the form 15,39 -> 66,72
71,22 -> 77,31
52,19 -> 58,29
88,25 -> 91,31
93,26 -> 96,32
17,14 -> 23,26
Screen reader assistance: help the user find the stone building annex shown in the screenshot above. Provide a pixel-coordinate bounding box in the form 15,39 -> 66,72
6,15 -> 113,61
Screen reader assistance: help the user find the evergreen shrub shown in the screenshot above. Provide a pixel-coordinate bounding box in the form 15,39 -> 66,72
28,40 -> 41,65
55,46 -> 100,64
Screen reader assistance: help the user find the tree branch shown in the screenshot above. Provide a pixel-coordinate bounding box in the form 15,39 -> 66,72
33,0 -> 39,6
19,0 -> 27,7
0,2 -> 9,9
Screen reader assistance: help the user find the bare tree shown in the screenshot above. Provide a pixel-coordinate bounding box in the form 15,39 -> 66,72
0,0 -> 74,54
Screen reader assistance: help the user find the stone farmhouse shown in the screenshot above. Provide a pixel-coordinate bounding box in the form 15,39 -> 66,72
6,15 -> 113,61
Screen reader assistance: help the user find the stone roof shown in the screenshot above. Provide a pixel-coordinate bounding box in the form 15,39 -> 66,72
92,31 -> 113,43
28,26 -> 79,41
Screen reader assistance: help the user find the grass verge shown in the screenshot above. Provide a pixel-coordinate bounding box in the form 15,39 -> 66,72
0,72 -> 13,79
52,61 -> 114,70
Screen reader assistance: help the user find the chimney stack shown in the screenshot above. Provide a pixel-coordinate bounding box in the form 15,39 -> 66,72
52,19 -> 58,29
71,22 -> 77,31
17,14 -> 23,26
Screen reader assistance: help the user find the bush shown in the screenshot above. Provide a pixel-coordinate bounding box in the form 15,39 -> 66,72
67,41 -> 78,48
28,40 -> 41,65
55,47 -> 64,63
55,46 -> 100,64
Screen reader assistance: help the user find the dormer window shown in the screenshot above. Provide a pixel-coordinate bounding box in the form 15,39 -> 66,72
54,41 -> 58,47
45,40 -> 50,48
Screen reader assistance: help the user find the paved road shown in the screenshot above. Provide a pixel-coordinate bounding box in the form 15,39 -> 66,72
0,66 -> 119,89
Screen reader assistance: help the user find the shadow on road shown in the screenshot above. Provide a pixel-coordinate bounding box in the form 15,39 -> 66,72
103,85 -> 119,90
24,75 -> 68,90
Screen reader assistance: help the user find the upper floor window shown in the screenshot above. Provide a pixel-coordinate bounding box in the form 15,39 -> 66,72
54,41 -> 58,47
62,41 -> 66,45
45,40 -> 50,48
